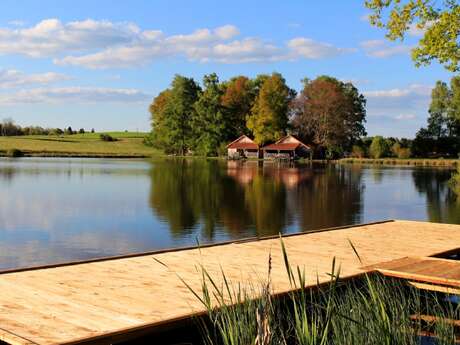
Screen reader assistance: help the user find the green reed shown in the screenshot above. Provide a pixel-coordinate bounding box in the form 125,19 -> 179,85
180,240 -> 459,345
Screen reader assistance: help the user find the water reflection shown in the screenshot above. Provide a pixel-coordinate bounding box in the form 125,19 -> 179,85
0,157 -> 458,270
148,159 -> 364,239
412,168 -> 460,224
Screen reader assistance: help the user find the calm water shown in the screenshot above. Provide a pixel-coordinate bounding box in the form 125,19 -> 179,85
0,157 -> 458,270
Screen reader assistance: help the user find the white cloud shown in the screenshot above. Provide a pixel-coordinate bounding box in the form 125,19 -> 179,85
287,38 -> 355,59
364,84 -> 431,123
0,18 -> 141,58
0,87 -> 151,104
0,19 -> 354,69
364,84 -> 431,99
0,69 -> 70,88
360,40 -> 412,58
394,113 -> 417,121
364,84 -> 432,137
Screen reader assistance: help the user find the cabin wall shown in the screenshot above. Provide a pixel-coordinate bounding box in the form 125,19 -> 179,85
245,149 -> 259,158
228,148 -> 239,159
264,150 -> 292,159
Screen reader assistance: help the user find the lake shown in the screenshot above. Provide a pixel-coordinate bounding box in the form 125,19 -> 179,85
0,157 -> 458,270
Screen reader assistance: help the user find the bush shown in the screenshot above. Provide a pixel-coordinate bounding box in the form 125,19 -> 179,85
99,133 -> 117,142
369,136 -> 390,158
392,143 -> 412,158
5,148 -> 23,157
351,145 -> 366,158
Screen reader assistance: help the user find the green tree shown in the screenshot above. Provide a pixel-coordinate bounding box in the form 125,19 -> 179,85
192,73 -> 227,156
365,0 -> 460,72
291,76 -> 366,154
427,81 -> 450,139
148,89 -> 173,149
155,75 -> 201,155
247,73 -> 294,145
448,76 -> 460,135
369,136 -> 390,158
413,77 -> 460,157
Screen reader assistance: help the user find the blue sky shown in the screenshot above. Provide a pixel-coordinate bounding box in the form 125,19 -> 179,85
0,0 -> 454,137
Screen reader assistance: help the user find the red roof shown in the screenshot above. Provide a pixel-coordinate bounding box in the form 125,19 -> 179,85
262,135 -> 311,151
227,135 -> 259,149
262,143 -> 300,151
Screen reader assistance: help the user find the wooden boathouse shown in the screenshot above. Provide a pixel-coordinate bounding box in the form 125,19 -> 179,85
227,135 -> 259,159
0,220 -> 459,344
262,135 -> 312,160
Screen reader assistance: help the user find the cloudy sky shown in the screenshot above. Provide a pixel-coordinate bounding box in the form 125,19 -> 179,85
0,0 -> 454,137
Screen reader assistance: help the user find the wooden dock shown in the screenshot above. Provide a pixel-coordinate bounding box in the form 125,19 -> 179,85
0,220 -> 459,345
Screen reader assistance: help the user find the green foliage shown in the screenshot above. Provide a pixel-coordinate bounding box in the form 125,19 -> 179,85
351,145 -> 366,158
391,142 -> 412,158
149,75 -> 201,155
365,0 -> 460,72
246,73 -> 294,145
369,136 -> 390,158
99,133 -> 117,142
413,76 -> 460,157
192,74 -> 227,156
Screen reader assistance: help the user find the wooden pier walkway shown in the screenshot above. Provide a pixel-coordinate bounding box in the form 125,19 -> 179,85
0,220 -> 459,345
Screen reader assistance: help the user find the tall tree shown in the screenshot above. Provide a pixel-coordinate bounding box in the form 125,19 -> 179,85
449,76 -> 460,136
291,76 -> 366,153
221,76 -> 254,138
427,81 -> 450,139
148,89 -> 172,149
160,75 -> 201,155
246,73 -> 294,145
192,73 -> 227,156
365,0 -> 460,72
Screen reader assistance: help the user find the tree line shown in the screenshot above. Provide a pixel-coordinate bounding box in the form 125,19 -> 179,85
146,73 -> 367,158
0,119 -> 94,136
412,76 -> 460,157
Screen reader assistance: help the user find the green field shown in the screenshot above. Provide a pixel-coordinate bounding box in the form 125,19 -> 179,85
0,132 -> 162,157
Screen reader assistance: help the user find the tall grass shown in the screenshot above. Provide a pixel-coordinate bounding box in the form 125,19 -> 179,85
181,240 -> 460,345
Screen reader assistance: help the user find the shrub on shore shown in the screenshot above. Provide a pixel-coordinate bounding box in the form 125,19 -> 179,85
99,133 -> 117,142
5,148 -> 23,157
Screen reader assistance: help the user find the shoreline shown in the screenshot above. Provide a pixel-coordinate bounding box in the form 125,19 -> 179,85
0,151 -> 458,167
338,157 -> 459,167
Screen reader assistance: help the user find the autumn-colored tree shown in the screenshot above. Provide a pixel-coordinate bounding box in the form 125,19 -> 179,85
291,76 -> 366,153
148,89 -> 172,148
221,76 -> 255,137
365,0 -> 460,72
246,73 -> 295,145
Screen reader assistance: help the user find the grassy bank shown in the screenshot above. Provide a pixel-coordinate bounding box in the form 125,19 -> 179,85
0,132 -> 162,158
340,157 -> 459,167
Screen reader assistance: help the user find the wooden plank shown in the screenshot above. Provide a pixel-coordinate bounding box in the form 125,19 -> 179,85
408,281 -> 460,295
410,314 -> 460,327
366,256 -> 460,287
0,220 -> 458,345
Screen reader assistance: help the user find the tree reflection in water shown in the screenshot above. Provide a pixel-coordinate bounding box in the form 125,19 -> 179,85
412,167 -> 460,224
148,159 -> 365,241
